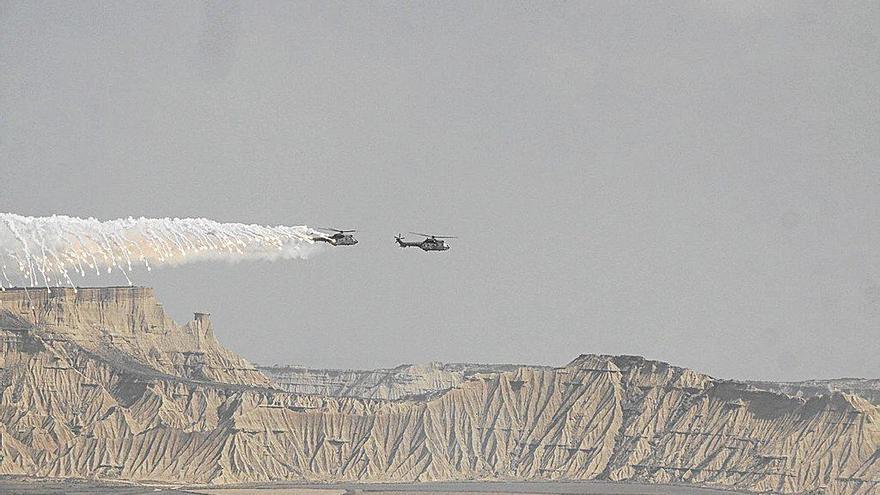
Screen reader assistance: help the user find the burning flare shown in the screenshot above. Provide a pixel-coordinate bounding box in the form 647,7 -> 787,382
0,213 -> 324,289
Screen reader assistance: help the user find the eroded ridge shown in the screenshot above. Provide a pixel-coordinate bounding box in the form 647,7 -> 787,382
0,287 -> 877,494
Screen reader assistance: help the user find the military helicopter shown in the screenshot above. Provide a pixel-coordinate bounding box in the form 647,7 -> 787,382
312,227 -> 358,246
395,232 -> 455,251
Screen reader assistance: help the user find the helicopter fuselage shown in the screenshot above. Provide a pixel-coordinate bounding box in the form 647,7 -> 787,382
396,237 -> 450,251
316,234 -> 358,246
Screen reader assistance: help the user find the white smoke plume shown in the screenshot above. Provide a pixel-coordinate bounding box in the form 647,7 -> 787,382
0,213 -> 325,289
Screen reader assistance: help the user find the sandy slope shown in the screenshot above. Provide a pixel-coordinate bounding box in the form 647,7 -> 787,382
0,287 -> 877,494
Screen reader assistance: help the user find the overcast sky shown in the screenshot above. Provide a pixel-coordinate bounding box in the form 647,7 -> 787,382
2,1 -> 878,381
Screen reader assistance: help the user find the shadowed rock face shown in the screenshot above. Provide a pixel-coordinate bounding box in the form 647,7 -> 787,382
0,287 -> 878,494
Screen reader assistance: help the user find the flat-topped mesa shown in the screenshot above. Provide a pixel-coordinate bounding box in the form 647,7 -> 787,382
567,353 -> 687,373
0,286 -> 268,387
0,286 -> 167,332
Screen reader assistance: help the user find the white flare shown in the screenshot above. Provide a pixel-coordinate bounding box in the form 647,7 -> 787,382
0,213 -> 324,289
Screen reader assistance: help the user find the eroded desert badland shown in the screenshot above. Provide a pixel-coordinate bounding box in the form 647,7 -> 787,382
0,287 -> 877,494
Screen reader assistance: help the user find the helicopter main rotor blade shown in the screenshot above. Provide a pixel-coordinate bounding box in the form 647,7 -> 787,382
318,227 -> 357,233
409,232 -> 456,238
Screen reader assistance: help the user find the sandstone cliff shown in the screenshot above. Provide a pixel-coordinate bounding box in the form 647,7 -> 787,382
0,287 -> 268,386
0,287 -> 877,494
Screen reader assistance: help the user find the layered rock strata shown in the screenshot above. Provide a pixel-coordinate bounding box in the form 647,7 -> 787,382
0,287 -> 876,494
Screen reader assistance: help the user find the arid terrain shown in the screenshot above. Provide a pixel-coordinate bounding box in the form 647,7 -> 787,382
0,477 -> 753,495
0,287 -> 877,494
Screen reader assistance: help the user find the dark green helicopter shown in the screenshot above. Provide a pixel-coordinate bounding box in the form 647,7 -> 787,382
312,227 -> 358,246
395,232 -> 455,251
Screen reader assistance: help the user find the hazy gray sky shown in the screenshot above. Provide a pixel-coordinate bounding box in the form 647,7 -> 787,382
2,1 -> 878,381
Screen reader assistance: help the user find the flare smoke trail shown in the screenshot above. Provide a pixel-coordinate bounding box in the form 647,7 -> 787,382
0,213 -> 325,289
